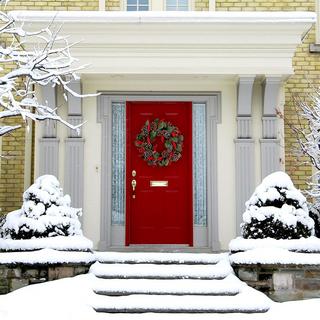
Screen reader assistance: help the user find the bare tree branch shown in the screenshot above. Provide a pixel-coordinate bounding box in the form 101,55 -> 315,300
0,5 -> 97,138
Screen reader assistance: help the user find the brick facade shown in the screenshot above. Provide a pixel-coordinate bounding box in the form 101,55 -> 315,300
0,1 -> 100,215
106,0 -> 121,10
195,0 -> 209,11
0,0 -> 317,215
216,0 -> 316,190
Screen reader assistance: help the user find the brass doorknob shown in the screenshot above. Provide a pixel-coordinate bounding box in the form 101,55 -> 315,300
131,179 -> 137,192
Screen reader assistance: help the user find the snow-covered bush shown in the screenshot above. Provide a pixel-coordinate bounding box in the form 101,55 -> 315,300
241,172 -> 314,239
0,175 -> 82,239
309,206 -> 320,238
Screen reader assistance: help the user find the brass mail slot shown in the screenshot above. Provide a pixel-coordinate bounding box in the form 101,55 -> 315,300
150,180 -> 168,187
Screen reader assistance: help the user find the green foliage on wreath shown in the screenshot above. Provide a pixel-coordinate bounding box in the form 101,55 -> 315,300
134,118 -> 184,167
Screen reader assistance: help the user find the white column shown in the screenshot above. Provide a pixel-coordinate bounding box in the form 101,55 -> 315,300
234,76 -> 255,235
260,77 -> 281,178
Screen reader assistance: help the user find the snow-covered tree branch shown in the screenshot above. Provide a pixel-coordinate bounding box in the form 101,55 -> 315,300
0,5 -> 94,137
291,89 -> 320,204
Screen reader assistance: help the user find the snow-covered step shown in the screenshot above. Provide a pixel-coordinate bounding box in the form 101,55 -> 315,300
90,260 -> 233,280
92,286 -> 271,314
95,252 -> 226,265
93,274 -> 242,296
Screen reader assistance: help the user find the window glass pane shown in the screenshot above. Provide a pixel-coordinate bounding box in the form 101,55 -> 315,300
179,0 -> 188,6
193,103 -> 207,226
127,0 -> 149,11
139,5 -> 149,10
166,0 -> 176,6
111,102 -> 126,226
166,0 -> 188,11
127,6 -> 137,11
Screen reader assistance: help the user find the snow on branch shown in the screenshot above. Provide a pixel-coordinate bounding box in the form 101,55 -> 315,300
290,89 -> 320,204
0,6 -> 95,137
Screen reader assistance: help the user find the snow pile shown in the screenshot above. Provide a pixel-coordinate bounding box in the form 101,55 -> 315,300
0,175 -> 82,240
0,248 -> 95,265
230,247 -> 320,265
241,172 -> 314,239
229,236 -> 320,253
309,206 -> 320,237
0,235 -> 93,252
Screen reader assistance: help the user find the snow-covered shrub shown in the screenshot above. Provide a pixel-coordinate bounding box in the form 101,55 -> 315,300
309,206 -> 320,238
0,175 -> 82,239
241,172 -> 314,239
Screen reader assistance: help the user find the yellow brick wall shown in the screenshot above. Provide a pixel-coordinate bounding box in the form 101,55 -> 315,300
106,0 -> 120,10
216,0 -> 316,190
216,0 -> 314,11
195,0 -> 209,11
4,0 -> 99,11
0,0 -> 99,215
0,0 -> 318,214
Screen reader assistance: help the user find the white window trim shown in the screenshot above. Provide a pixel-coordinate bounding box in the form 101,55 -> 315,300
209,0 -> 216,11
99,0 -> 105,11
121,0 -> 196,11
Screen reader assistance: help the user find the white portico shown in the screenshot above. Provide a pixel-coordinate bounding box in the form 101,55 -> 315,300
11,11 -> 315,250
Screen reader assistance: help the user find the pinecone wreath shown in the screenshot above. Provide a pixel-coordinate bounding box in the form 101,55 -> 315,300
134,118 -> 184,167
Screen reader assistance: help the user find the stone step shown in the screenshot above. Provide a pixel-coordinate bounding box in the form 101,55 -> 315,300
90,260 -> 233,280
92,287 -> 271,314
95,252 -> 226,265
93,274 -> 242,296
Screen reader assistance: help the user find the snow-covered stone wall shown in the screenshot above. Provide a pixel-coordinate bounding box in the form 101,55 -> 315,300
232,262 -> 320,302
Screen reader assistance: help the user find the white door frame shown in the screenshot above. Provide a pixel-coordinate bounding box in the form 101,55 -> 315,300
97,92 -> 221,251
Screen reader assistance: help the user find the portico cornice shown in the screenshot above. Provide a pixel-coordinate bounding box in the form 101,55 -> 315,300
10,11 -> 315,76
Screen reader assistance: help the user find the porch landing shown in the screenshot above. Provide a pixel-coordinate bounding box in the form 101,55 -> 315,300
89,252 -> 271,315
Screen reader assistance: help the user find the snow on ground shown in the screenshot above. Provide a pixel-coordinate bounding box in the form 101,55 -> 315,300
229,236 -> 320,252
0,272 -> 319,320
0,248 -> 95,264
0,235 -> 93,252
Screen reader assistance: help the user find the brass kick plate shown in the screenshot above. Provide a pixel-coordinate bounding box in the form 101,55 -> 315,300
150,180 -> 168,187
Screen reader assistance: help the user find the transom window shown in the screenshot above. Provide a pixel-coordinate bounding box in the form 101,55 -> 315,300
166,0 -> 189,11
127,0 -> 149,11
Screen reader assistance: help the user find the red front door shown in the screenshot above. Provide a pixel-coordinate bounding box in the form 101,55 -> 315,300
126,101 -> 193,245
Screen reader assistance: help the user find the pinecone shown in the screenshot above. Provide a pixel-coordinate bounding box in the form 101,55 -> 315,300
172,153 -> 181,162
144,150 -> 153,158
142,127 -> 149,135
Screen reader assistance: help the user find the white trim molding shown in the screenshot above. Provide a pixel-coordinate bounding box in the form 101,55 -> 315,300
209,0 -> 216,11
11,11 -> 315,76
99,0 -> 105,11
97,93 -> 221,251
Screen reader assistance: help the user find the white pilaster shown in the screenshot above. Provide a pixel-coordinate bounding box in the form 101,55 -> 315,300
260,77 -> 281,178
64,80 -> 85,210
235,76 -> 255,235
38,85 -> 59,177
